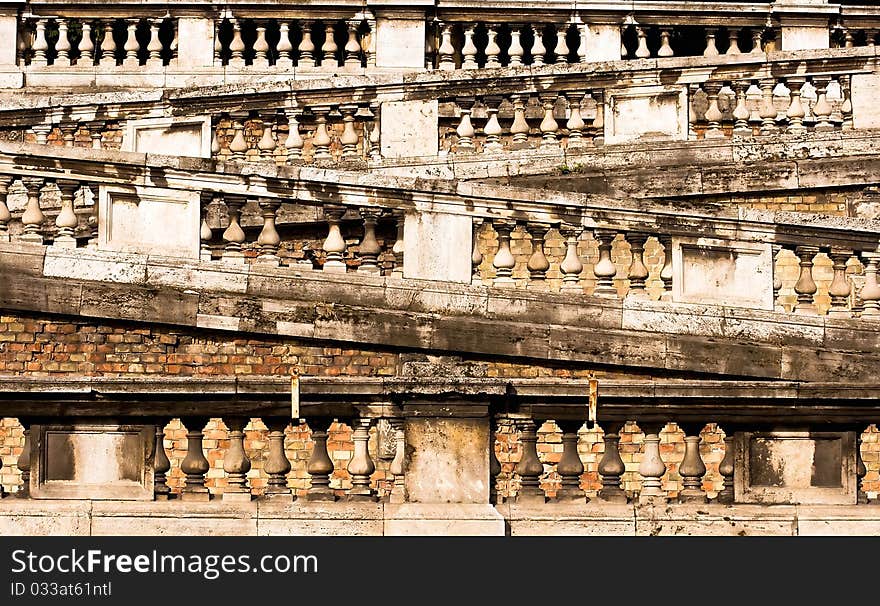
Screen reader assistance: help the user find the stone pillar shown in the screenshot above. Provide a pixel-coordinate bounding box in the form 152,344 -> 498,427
530,23 -> 546,66
54,180 -> 79,248
321,22 -> 339,69
592,229 -> 618,297
388,417 -> 407,504
794,245 -> 819,314
555,420 -> 586,502
638,422 -> 667,505
122,19 -> 141,67
20,177 -> 46,245
598,421 -> 627,503
347,417 -> 376,502
221,195 -> 246,263
356,208 -> 382,275
718,429 -> 735,504
339,104 -> 360,159
153,422 -> 171,500
860,252 -> 880,318
526,223 -> 550,285
559,224 -> 584,294
322,205 -> 347,273
678,423 -> 708,503
311,107 -> 333,159
78,20 -> 95,66
180,417 -> 211,502
828,249 -> 853,318
222,417 -> 252,502
256,115 -> 277,161
515,418 -> 545,503
255,199 -> 281,266
306,417 -> 336,501
491,220 -> 516,287
298,21 -> 316,67
538,94 -> 559,148
625,232 -> 649,298
264,418 -> 293,499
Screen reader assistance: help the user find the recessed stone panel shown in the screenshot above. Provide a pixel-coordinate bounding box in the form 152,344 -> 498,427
605,85 -> 688,144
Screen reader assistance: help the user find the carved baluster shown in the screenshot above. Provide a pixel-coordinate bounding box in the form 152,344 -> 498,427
484,24 -> 501,68
85,184 -> 98,248
759,78 -> 778,134
492,220 -> 516,287
598,422 -> 627,503
60,122 -> 77,147
634,27 -> 650,59
391,209 -> 405,279
828,249 -> 853,318
732,82 -> 751,136
593,229 -> 618,297
367,103 -> 381,161
678,424 -> 708,503
17,424 -> 31,498
718,427 -> 735,504
257,114 -> 277,161
658,235 -> 673,301
228,116 -> 248,161
794,245 -> 819,314
277,21 -> 294,68
515,419 -> 545,503
54,18 -> 71,66
54,180 -> 79,248
508,24 -> 524,67
88,121 -> 104,149
312,107 -> 333,159
344,20 -> 362,68
200,213 -> 213,262
252,22 -> 270,68
556,420 -> 586,502
307,418 -> 336,501
489,416 -> 502,504
298,20 -> 316,67
509,94 -> 530,149
264,418 -> 292,498
388,418 -> 407,503
153,423 -> 171,500
539,94 -> 559,148
122,19 -> 140,67
99,19 -> 117,66
658,30 -> 673,57
704,83 -> 725,138
471,218 -> 484,285
559,225 -> 584,293
322,205 -> 347,273
860,252 -> 880,317
347,417 -> 376,501
773,244 -> 784,312
812,77 -> 833,131
284,108 -> 304,161
147,19 -> 163,66
339,104 -> 360,159
625,232 -> 649,299
255,199 -> 281,265
78,20 -> 95,65
483,96 -> 503,152
0,176 -> 11,242
357,208 -> 381,275
180,417 -> 211,501
704,27 -> 719,57
437,22 -> 455,70
20,178 -> 45,245
321,22 -> 338,68
554,24 -> 569,64
839,75 -> 853,131
638,422 -> 667,505
566,93 -> 586,148
751,28 -> 763,54
726,28 -> 741,54
228,18 -> 245,67
592,91 -> 605,145
221,195 -> 246,263
31,19 -> 48,66
786,78 -> 806,133
461,25 -> 478,69
530,24 -> 546,66
687,83 -> 700,139
526,223 -> 550,286
221,417 -> 251,502
455,98 -> 475,152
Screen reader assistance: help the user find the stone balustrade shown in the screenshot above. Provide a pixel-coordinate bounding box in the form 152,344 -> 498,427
619,24 -> 776,60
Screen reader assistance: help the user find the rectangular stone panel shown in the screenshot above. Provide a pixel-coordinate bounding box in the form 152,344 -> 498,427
672,236 -> 773,310
734,431 -> 856,505
121,116 -> 212,158
30,424 -> 155,500
605,85 -> 687,144
380,100 -> 439,158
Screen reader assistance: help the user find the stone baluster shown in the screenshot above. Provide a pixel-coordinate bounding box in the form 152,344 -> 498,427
860,252 -> 880,318
298,21 -> 316,67
454,98 -> 475,152
598,422 -> 627,503
539,94 -> 559,148
180,417 -> 211,502
687,83 -> 700,139
257,115 -> 277,161
30,19 -> 48,66
169,20 -> 178,63
307,418 -> 336,501
726,28 -> 741,54
839,75 -> 853,131
214,20 -> 223,64
344,20 -> 362,68
566,93 -> 586,148
122,19 -> 140,67
85,184 -> 98,248
658,30 -> 673,57
828,248 -> 853,318
252,22 -> 270,68
17,424 -> 31,498
357,208 -> 382,275
147,19 -> 163,66
460,25 -> 477,69
704,27 -> 719,57
703,83 -> 725,139
658,235 -> 673,301
200,215 -> 213,262
264,418 -> 292,498
638,422 -> 667,505
54,180 -> 79,248
530,24 -> 546,66
489,416 -> 502,504
751,28 -> 763,54
87,121 -> 104,149
483,24 -> 501,68
221,195 -> 246,263
554,24 -> 569,64
339,105 -> 360,159
508,24 -> 525,67
211,123 -> 222,156
559,224 -> 584,293
311,107 -> 333,159
284,109 -> 304,161
435,22 -> 455,70
856,430 -> 868,504
492,220 -> 516,287
483,96 -> 503,153
60,122 -> 77,147
78,20 -> 95,65
732,82 -> 752,136
747,80 -> 763,132
786,78 -> 806,133
391,209 -> 405,279
347,417 -> 376,501
812,77 -> 833,131
592,229 -> 618,297
509,94 -> 530,149
717,427 -> 735,504
759,78 -> 778,134
229,19 -> 245,67
54,19 -> 71,66
277,22 -> 294,68
678,423 -> 708,503
556,420 -> 586,502
471,218 -> 484,284
515,419 -> 545,503
772,244 -> 784,312
321,23 -> 338,68
0,176 -> 11,242
20,177 -> 46,245
625,232 -> 649,299
634,27 -> 650,59
388,418 -> 407,503
322,205 -> 347,273
592,91 -> 605,145
153,422 -> 171,500
793,245 -> 819,314
221,417 -> 251,502
367,103 -> 381,161
228,116 -> 248,161
98,19 -> 117,66
526,223 -> 550,286
255,198 -> 281,265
